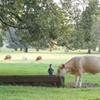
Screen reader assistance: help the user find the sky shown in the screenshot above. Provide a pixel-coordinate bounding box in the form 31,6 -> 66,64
53,0 -> 86,11
54,0 -> 60,4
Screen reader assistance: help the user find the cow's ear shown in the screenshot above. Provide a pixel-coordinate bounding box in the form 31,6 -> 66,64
61,64 -> 65,69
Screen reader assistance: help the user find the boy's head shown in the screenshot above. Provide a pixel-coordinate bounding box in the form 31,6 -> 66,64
49,64 -> 52,68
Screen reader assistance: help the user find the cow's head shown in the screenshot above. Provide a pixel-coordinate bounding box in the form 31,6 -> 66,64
57,64 -> 68,76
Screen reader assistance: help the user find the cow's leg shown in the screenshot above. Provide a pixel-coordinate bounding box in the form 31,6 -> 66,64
75,75 -> 79,87
78,74 -> 82,87
77,63 -> 83,88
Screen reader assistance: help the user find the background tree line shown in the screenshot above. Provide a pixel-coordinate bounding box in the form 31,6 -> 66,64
0,0 -> 100,53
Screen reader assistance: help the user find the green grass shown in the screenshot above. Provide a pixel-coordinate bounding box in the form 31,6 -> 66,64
0,52 -> 100,100
0,63 -> 48,75
0,86 -> 100,100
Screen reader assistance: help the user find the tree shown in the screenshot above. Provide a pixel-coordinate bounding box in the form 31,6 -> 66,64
0,0 -> 67,47
1,0 -> 99,53
91,15 -> 100,52
5,27 -> 29,52
55,0 -> 86,50
75,0 -> 99,53
1,0 -> 83,51
0,34 -> 3,48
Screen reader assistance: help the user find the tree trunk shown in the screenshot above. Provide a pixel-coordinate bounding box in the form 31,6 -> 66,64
23,42 -> 28,52
36,48 -> 39,52
14,48 -> 18,51
49,48 -> 52,52
87,49 -> 91,54
98,46 -> 100,52
20,48 -> 23,51
24,47 -> 28,52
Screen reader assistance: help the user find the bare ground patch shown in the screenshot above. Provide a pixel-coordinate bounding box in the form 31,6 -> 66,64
67,83 -> 100,88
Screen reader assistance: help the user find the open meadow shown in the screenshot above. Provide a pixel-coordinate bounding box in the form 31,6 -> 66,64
0,51 -> 100,100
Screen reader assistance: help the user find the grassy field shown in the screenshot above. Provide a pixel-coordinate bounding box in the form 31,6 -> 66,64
0,51 -> 100,100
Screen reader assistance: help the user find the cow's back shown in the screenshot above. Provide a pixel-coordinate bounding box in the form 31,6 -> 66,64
36,56 -> 42,61
4,55 -> 11,60
75,56 -> 100,74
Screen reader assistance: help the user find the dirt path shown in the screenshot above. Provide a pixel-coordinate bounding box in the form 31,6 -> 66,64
67,83 -> 100,88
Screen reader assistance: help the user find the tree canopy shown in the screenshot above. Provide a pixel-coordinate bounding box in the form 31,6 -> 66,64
0,0 -> 100,53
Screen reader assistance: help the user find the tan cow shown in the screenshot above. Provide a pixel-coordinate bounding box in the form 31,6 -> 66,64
57,56 -> 100,87
36,56 -> 42,61
4,55 -> 11,60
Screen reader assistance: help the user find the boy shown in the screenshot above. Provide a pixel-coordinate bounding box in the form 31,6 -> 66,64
48,64 -> 54,75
